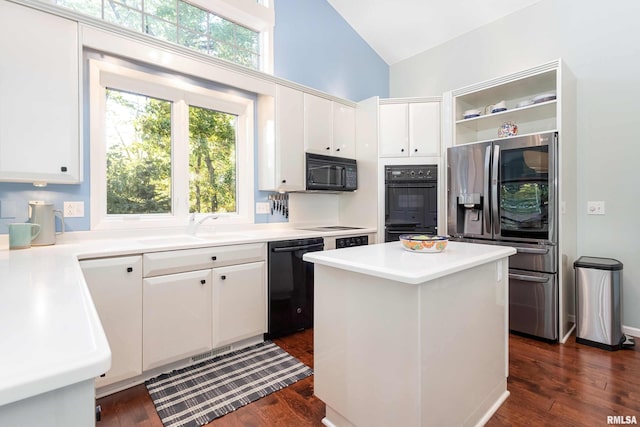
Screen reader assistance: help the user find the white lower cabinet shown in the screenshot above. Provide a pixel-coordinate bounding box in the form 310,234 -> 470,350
80,256 -> 142,388
212,261 -> 266,348
143,269 -> 213,370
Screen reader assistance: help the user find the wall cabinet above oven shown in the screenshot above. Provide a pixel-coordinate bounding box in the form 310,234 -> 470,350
0,1 -> 81,184
378,98 -> 441,158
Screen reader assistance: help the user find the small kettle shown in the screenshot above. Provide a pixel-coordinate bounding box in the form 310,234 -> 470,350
28,201 -> 64,246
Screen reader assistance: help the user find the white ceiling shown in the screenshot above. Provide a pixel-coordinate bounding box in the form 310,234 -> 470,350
326,0 -> 543,65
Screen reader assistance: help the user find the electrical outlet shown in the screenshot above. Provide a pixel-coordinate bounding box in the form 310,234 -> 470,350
256,202 -> 270,214
587,201 -> 605,215
64,201 -> 85,218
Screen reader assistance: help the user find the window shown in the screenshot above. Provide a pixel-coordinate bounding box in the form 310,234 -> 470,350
90,59 -> 254,229
50,0 -> 264,70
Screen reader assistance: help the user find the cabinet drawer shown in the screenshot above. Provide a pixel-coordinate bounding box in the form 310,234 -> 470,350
143,243 -> 265,277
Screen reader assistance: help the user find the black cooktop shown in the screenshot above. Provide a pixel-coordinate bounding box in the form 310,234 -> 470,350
298,226 -> 365,231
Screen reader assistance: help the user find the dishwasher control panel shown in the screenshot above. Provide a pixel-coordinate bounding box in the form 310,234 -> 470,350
335,235 -> 369,249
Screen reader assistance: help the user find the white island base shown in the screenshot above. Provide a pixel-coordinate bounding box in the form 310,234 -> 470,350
305,241 -> 515,427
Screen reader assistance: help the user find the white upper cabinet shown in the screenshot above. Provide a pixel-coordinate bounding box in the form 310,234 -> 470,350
379,103 -> 409,157
332,102 -> 356,158
304,93 -> 334,155
0,2 -> 81,184
274,85 -> 305,191
409,102 -> 440,156
379,100 -> 441,157
304,93 -> 356,159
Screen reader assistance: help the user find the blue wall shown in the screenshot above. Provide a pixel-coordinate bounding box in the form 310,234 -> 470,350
0,0 -> 389,233
274,0 -> 388,101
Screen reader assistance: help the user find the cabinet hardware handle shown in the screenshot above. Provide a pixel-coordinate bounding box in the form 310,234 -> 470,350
401,148 -> 405,152
326,146 -> 330,150
126,267 -> 133,272
211,256 -> 217,261
221,275 -> 227,280
281,179 -> 286,183
100,373 -> 106,378
61,166 -> 68,172
200,279 -> 206,284
336,148 -> 340,151
414,148 -> 418,152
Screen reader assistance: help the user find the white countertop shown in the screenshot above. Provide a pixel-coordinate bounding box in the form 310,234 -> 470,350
0,224 -> 375,406
304,241 -> 516,285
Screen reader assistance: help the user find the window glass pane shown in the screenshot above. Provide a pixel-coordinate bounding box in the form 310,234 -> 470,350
209,15 -> 234,42
109,0 -> 142,9
55,0 -> 102,18
178,1 -> 208,33
145,15 -> 177,42
188,106 -> 237,214
104,3 -> 143,31
145,0 -> 177,23
235,51 -> 259,69
105,89 -> 172,214
235,25 -> 259,52
178,28 -> 208,51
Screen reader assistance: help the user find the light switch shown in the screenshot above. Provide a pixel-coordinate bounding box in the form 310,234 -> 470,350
64,201 -> 85,218
256,202 -> 270,214
587,201 -> 605,215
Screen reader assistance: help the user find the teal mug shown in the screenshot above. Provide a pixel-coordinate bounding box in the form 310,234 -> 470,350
8,223 -> 41,249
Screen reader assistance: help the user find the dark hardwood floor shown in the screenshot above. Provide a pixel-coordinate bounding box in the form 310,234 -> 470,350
97,330 -> 639,426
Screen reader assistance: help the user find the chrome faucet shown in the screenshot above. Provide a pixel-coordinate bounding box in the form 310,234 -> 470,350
187,213 -> 219,235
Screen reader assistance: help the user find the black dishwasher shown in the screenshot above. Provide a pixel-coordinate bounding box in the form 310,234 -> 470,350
267,237 -> 324,338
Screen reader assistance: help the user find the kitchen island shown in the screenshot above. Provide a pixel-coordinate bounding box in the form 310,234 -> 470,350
304,241 -> 516,427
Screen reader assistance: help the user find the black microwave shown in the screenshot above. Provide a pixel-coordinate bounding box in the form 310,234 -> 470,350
306,153 -> 357,191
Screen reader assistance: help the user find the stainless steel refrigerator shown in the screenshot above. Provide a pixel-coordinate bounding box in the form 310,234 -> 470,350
447,131 -> 559,341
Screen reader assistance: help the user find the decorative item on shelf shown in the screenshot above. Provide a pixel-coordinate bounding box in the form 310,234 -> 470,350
489,100 -> 507,114
532,92 -> 557,104
463,109 -> 482,119
498,121 -> 518,138
516,99 -> 534,108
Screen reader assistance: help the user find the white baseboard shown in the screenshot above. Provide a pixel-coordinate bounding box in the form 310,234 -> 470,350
623,325 -> 640,338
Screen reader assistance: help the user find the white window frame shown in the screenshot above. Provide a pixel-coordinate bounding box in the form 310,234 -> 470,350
43,0 -> 274,73
89,59 -> 254,230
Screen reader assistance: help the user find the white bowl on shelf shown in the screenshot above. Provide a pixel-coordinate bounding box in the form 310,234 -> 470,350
463,109 -> 482,119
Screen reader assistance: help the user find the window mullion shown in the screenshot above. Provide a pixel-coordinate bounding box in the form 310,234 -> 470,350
173,98 -> 190,220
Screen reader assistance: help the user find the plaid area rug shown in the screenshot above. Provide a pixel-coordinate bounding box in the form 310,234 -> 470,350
145,341 -> 313,427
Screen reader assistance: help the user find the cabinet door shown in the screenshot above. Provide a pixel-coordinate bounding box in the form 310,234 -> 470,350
332,103 -> 356,158
0,2 -> 80,183
80,256 -> 142,388
143,269 -> 212,370
379,103 -> 409,157
409,102 -> 440,157
304,94 -> 333,155
212,262 -> 266,348
275,85 -> 305,191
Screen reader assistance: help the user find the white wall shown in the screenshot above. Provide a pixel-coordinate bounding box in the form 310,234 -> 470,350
390,0 -> 640,331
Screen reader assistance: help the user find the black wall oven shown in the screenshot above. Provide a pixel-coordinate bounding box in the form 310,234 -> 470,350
384,165 -> 438,242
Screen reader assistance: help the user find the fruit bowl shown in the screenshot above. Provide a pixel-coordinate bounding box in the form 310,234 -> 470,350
399,234 -> 448,253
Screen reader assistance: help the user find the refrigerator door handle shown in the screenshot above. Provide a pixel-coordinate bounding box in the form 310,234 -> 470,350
516,247 -> 550,255
484,145 -> 491,235
509,273 -> 550,283
491,144 -> 500,237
